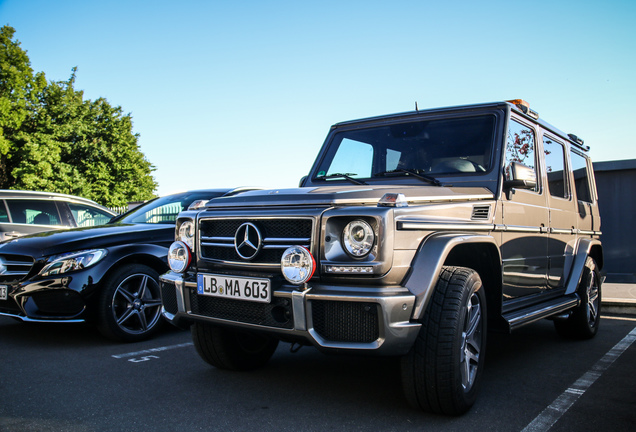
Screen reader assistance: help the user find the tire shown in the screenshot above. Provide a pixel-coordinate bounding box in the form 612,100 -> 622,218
97,264 -> 164,342
192,322 -> 279,371
554,257 -> 601,340
401,266 -> 487,415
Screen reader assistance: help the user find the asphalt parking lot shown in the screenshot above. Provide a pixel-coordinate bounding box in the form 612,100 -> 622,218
1,312 -> 635,432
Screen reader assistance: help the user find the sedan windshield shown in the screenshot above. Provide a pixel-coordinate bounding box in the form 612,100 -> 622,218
314,114 -> 496,183
112,191 -> 223,224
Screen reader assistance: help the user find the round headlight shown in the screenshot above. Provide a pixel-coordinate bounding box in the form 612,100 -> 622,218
342,220 -> 375,258
178,220 -> 195,250
281,246 -> 315,285
168,241 -> 191,273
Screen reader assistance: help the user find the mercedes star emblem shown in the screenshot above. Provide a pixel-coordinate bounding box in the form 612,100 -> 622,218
234,222 -> 263,260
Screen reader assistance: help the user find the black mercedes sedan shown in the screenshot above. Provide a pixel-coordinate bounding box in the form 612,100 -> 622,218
0,188 -> 248,342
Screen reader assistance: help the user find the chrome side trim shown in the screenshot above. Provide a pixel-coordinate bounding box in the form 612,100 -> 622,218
333,193 -> 494,205
398,222 -> 495,231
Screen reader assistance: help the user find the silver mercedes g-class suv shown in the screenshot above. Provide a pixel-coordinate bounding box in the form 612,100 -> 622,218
160,100 -> 602,415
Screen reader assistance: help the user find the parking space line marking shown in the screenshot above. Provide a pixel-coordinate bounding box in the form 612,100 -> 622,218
521,325 -> 636,432
111,342 -> 194,359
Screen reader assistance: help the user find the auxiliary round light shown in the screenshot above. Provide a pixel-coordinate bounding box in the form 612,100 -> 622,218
281,246 -> 315,285
342,219 -> 375,257
178,220 -> 195,250
168,241 -> 191,273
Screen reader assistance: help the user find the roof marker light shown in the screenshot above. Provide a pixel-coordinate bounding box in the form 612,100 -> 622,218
506,99 -> 539,120
378,193 -> 408,208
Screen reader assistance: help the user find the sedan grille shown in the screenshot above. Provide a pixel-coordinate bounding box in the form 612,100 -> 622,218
0,254 -> 34,284
199,218 -> 313,265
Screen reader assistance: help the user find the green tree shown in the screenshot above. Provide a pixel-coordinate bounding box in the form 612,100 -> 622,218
0,25 -> 156,206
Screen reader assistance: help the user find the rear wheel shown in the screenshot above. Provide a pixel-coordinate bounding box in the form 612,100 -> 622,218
401,266 -> 487,415
554,257 -> 601,339
192,322 -> 279,371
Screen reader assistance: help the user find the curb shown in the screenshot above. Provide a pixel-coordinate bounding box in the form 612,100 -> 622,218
602,299 -> 636,315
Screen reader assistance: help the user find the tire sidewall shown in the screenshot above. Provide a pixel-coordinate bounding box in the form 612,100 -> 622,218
453,271 -> 487,407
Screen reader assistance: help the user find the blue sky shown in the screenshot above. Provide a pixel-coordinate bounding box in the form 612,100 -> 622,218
1,0 -> 635,195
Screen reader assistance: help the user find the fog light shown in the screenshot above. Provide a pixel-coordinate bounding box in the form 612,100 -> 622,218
168,241 -> 191,273
281,246 -> 315,285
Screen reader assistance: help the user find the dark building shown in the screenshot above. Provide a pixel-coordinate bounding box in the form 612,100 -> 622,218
594,159 -> 636,283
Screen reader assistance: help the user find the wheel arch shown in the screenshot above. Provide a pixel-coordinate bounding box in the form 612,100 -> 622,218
564,238 -> 603,295
403,233 -> 503,327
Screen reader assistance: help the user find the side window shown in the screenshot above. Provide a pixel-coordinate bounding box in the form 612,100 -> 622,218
68,203 -> 113,227
570,151 -> 593,203
543,136 -> 568,199
505,119 -> 537,190
0,201 -> 9,222
131,202 -> 182,224
5,200 -> 61,225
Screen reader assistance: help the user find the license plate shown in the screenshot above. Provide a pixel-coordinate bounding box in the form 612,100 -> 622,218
0,285 -> 7,301
197,274 -> 271,304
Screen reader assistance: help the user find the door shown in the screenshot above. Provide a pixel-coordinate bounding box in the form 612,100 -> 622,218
501,118 -> 549,301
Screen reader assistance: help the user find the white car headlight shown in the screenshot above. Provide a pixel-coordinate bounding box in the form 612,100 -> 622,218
168,241 -> 191,273
178,220 -> 195,250
342,220 -> 375,258
39,249 -> 107,277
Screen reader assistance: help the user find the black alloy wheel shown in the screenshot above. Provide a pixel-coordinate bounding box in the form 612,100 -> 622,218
97,264 -> 163,342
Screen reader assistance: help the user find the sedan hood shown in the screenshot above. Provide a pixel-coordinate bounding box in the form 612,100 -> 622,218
204,185 -> 494,208
0,223 -> 172,258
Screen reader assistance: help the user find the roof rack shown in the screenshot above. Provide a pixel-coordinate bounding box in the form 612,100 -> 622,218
568,133 -> 590,151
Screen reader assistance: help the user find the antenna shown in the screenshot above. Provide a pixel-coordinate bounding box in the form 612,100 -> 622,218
415,101 -> 419,112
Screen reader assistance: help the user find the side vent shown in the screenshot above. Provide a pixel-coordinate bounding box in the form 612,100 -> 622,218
471,205 -> 491,220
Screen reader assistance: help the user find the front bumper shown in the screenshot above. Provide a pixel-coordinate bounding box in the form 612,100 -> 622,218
160,271 -> 421,355
0,273 -> 99,323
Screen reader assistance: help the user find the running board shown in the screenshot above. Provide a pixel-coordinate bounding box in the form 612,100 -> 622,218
503,294 -> 580,332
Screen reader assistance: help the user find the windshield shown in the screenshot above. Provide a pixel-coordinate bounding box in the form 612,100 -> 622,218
314,114 -> 496,182
112,191 -> 224,224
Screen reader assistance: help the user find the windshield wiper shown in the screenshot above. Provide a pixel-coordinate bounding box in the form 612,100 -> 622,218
315,173 -> 368,185
374,169 -> 442,186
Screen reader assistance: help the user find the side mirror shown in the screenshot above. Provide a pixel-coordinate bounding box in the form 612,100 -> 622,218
299,176 -> 308,187
503,162 -> 537,191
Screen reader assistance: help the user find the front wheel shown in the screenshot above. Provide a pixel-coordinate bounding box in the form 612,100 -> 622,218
192,322 -> 279,371
401,266 -> 487,415
554,257 -> 601,339
97,264 -> 164,342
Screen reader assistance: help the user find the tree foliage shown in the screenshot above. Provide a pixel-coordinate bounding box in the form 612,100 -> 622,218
0,25 -> 156,206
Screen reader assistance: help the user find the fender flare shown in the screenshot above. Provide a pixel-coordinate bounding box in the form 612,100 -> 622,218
564,238 -> 603,295
403,233 -> 501,320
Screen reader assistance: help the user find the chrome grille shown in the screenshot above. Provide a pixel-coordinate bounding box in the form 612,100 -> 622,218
0,254 -> 34,283
199,218 -> 313,265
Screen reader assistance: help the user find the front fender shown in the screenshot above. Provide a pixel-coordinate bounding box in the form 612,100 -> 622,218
404,233 -> 500,320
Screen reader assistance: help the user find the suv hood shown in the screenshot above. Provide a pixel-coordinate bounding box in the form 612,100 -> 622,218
204,185 -> 494,208
0,223 -> 171,258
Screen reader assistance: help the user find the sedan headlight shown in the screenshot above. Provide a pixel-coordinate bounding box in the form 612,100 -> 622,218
39,249 -> 107,277
342,219 -> 375,258
178,220 -> 195,250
